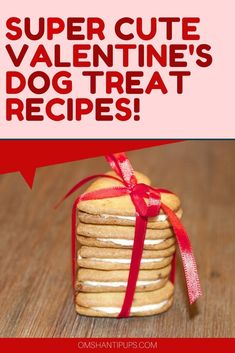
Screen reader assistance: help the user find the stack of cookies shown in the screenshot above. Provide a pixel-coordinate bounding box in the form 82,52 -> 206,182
75,171 -> 182,317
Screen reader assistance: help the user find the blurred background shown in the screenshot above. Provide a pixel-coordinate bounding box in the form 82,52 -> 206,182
0,140 -> 234,337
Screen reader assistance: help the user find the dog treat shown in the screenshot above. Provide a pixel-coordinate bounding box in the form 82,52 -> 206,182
77,223 -> 174,239
58,151 -> 202,319
73,169 -> 182,318
77,245 -> 175,270
78,171 -> 181,214
76,281 -> 174,317
77,267 -> 171,292
77,234 -> 176,250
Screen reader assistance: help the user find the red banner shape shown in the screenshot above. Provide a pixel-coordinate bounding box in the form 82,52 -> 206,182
0,338 -> 234,353
0,140 -> 183,188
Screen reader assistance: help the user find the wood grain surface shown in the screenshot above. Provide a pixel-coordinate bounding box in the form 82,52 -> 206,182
0,141 -> 234,337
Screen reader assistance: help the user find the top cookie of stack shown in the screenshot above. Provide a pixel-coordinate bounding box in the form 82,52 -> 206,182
76,171 -> 182,317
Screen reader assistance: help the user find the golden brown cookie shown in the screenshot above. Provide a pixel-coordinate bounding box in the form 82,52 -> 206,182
77,234 -> 175,250
76,267 -> 171,292
76,281 -> 174,317
77,171 -> 181,218
77,223 -> 174,239
77,246 -> 175,270
78,209 -> 183,230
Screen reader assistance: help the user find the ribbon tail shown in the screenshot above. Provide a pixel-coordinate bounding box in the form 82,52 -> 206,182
118,214 -> 148,318
161,204 -> 202,304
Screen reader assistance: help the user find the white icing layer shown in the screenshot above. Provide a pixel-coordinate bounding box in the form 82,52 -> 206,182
92,300 -> 168,314
91,257 -> 163,264
101,213 -> 168,222
97,238 -> 164,246
78,255 -> 163,264
83,279 -> 161,287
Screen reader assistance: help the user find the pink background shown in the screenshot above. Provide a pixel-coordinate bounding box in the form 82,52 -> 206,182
0,0 -> 234,138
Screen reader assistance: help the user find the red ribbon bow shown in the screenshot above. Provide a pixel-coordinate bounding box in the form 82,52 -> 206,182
57,152 -> 202,318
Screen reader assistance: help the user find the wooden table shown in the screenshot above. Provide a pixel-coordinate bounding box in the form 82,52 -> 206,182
0,141 -> 234,337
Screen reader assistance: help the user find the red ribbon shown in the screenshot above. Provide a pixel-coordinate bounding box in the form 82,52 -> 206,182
56,152 -> 202,318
